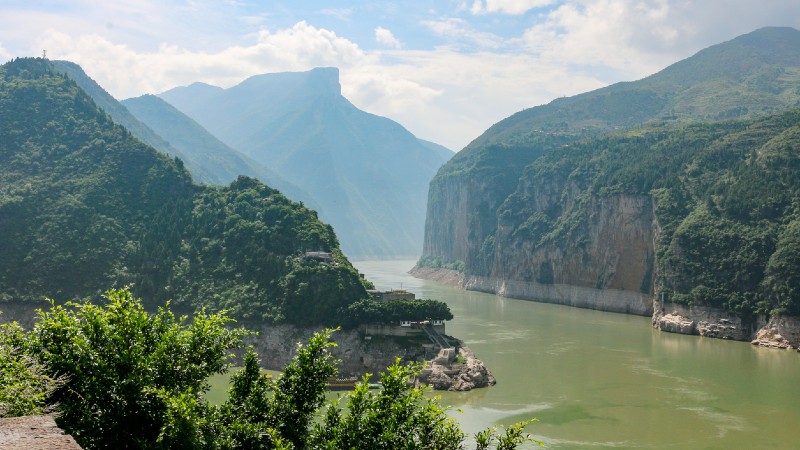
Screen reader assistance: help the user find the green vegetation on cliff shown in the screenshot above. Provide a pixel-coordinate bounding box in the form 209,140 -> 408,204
500,110 -> 800,316
422,27 -> 800,319
0,57 -> 367,324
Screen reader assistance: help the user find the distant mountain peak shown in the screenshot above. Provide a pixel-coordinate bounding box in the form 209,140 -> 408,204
237,67 -> 342,97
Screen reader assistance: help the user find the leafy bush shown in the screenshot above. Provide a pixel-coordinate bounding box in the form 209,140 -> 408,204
27,288 -> 247,449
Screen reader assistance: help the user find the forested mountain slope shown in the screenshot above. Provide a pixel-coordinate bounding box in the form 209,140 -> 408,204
0,57 -> 367,324
53,61 -> 314,208
420,26 -> 800,321
160,68 -> 453,259
121,94 -> 317,208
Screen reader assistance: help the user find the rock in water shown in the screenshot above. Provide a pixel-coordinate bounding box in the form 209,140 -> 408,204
416,345 -> 496,391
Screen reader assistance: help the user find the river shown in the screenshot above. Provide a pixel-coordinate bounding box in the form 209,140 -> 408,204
353,260 -> 800,450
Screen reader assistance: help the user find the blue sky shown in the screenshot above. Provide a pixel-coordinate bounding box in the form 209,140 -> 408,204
2,1 -> 799,149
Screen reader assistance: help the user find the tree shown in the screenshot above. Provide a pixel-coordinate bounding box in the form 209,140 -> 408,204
12,288 -> 534,449
0,317 -> 62,417
28,287 -> 247,449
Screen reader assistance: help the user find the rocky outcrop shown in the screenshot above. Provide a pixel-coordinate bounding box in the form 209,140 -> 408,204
407,266 -> 463,288
655,313 -> 696,335
653,302 -> 800,350
750,316 -> 800,350
415,346 -> 496,391
240,324 -> 431,377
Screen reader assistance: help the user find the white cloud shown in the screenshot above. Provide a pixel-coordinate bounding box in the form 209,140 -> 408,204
375,26 -> 402,49
320,8 -> 353,21
520,0 -> 800,81
422,17 -> 503,49
35,21 -> 373,97
470,0 -> 556,15
4,1 -> 800,150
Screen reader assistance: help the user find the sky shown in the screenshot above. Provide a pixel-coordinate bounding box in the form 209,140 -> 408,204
1,1 -> 799,150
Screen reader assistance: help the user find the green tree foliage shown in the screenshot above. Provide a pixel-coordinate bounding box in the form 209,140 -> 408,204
764,219 -> 800,315
310,361 -> 465,449
4,292 -> 531,449
341,298 -> 454,328
27,288 -> 247,449
0,317 -> 61,417
0,58 -> 368,324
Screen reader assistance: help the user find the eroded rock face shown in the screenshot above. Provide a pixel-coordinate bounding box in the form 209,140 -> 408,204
751,316 -> 800,350
649,301 -> 800,349
416,346 -> 496,392
241,324 -> 430,377
418,176 -> 658,317
652,302 -> 763,341
656,313 -> 696,334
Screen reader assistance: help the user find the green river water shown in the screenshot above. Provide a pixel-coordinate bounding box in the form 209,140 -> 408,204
352,260 -> 800,450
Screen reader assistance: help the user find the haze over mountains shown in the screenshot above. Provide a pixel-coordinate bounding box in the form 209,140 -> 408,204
159,67 -> 453,259
52,61 -> 315,208
420,27 -> 800,322
120,94 -> 317,208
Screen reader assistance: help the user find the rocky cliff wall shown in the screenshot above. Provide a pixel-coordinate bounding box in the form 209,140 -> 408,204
491,192 -> 657,299
422,175 -> 471,265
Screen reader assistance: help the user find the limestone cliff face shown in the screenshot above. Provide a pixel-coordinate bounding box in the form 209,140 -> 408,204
422,165 -> 658,316
422,175 -> 471,265
483,170 -> 656,314
423,172 -> 517,269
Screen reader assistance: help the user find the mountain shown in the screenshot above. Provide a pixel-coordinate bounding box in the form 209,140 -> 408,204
49,60 -> 215,182
418,27 -> 800,326
121,94 -> 317,208
0,57 -> 367,324
52,61 -> 315,209
160,68 -> 453,259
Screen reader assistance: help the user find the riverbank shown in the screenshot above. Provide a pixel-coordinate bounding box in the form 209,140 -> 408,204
410,265 -> 800,350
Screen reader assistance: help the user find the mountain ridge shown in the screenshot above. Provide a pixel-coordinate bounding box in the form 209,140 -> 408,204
121,93 -> 318,209
0,57 -> 367,324
161,67 -> 452,259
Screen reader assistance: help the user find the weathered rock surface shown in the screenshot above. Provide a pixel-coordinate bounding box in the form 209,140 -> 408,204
416,346 -> 496,391
0,415 -> 82,450
656,313 -> 696,335
408,265 -> 464,288
240,323 -> 432,377
751,316 -> 800,350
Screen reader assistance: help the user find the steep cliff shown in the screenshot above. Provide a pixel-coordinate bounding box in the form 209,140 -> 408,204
419,107 -> 800,343
418,28 -> 800,341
